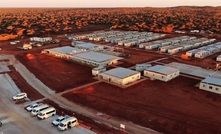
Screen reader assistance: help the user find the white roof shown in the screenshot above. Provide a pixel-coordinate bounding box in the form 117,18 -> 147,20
101,67 -> 139,79
74,52 -> 122,63
47,46 -> 83,54
145,65 -> 179,75
201,77 -> 221,86
195,50 -> 209,54
75,43 -> 99,49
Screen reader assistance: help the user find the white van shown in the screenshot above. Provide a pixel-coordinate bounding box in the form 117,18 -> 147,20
37,107 -> 56,120
57,117 -> 78,131
31,104 -> 49,116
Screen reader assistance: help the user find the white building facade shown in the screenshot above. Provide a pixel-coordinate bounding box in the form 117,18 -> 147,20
98,67 -> 141,85
217,55 -> 221,62
199,77 -> 221,94
144,65 -> 180,82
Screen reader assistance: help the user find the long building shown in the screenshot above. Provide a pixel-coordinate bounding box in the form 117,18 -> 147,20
43,46 -> 123,67
98,67 -> 141,85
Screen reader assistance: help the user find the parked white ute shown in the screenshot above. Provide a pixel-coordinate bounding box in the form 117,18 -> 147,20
58,117 -> 78,131
26,103 -> 42,112
52,115 -> 70,126
37,107 -> 56,120
12,93 -> 27,101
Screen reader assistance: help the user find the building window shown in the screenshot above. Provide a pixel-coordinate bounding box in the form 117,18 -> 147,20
209,86 -> 213,89
162,76 -> 164,78
203,84 -> 205,87
215,88 -> 219,91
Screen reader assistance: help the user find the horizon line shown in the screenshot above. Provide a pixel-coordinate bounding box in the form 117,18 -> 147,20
0,5 -> 220,8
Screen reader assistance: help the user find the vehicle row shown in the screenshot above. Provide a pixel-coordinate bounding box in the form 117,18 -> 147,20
26,103 -> 78,131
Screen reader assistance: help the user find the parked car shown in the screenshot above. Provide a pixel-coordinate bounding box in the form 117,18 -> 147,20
26,103 -> 42,112
12,93 -> 27,101
58,117 -> 78,131
52,115 -> 70,126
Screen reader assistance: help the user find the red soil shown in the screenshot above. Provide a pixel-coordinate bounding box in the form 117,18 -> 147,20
62,76 -> 221,134
8,65 -> 44,101
16,53 -> 97,93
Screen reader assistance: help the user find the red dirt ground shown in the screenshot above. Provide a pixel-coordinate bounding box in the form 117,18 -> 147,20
62,76 -> 221,134
7,65 -> 44,101
16,53 -> 97,93
42,99 -> 124,134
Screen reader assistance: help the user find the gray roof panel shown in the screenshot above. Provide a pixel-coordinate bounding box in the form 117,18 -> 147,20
145,65 -> 179,75
202,77 -> 221,86
74,52 -> 122,63
102,67 -> 139,79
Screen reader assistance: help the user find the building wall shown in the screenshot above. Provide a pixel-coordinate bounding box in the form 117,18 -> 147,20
135,65 -> 151,72
217,57 -> 221,62
121,73 -> 140,85
92,68 -> 106,76
144,70 -> 180,82
98,73 -> 140,85
199,82 -> 221,94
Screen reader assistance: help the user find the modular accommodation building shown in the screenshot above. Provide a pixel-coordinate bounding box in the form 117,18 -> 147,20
124,41 -> 138,47
135,64 -> 152,72
186,49 -> 200,57
92,67 -> 106,76
118,40 -> 128,46
30,37 -> 52,42
42,46 -> 85,59
43,46 -> 123,67
206,47 -> 218,55
199,77 -> 221,94
194,50 -> 210,59
160,45 -> 175,53
72,51 -> 123,67
73,42 -> 103,51
98,67 -> 141,85
167,46 -> 183,54
217,55 -> 221,62
138,43 -> 151,49
144,65 -> 180,82
145,44 -> 160,50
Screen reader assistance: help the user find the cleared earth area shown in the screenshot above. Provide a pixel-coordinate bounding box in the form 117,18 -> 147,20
63,76 -> 221,134
16,54 -> 97,93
